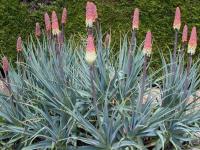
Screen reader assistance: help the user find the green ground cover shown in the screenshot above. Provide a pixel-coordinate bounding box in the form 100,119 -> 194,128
0,0 -> 200,64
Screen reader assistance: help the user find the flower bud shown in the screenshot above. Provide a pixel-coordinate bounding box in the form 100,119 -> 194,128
16,36 -> 22,52
2,56 -> 9,74
61,8 -> 67,24
132,8 -> 139,30
44,12 -> 51,32
188,27 -> 197,55
143,31 -> 152,56
182,24 -> 188,43
173,7 -> 181,30
35,22 -> 41,37
86,2 -> 98,27
52,11 -> 60,35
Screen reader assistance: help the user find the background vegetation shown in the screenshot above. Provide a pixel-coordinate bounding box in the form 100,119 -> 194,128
0,0 -> 200,63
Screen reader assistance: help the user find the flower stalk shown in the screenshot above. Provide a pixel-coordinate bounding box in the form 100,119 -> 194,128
172,29 -> 178,74
179,24 -> 188,75
138,31 -> 152,110
85,1 -> 100,125
128,30 -> 136,76
172,7 -> 181,74
61,8 -> 67,42
139,54 -> 148,109
104,33 -> 111,63
128,8 -> 139,76
184,27 -> 197,100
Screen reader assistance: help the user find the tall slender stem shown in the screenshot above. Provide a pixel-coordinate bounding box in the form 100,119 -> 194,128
87,25 -> 101,125
138,55 -> 148,111
183,54 -> 192,100
172,30 -> 178,74
89,64 -> 101,125
47,31 -> 51,41
5,72 -> 15,107
128,30 -> 136,76
61,24 -> 65,42
179,42 -> 186,76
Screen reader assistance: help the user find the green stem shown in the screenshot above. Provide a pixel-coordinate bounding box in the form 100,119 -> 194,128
128,30 -> 136,76
138,55 -> 148,111
172,30 -> 178,75
90,64 -> 101,126
179,42 -> 186,76
61,23 -> 65,42
183,54 -> 192,100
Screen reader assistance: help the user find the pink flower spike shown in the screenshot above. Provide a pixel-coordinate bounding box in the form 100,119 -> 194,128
16,36 -> 22,52
86,34 -> 95,52
188,27 -> 197,55
35,22 -> 41,37
2,56 -> 9,74
61,8 -> 67,24
85,34 -> 97,64
86,2 -> 98,27
143,31 -> 152,56
52,11 -> 60,35
182,24 -> 188,43
132,8 -> 139,30
44,12 -> 51,32
173,7 -> 181,30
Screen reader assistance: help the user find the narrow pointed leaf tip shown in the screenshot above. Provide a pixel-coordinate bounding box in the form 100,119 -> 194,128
61,8 -> 67,24
16,36 -> 22,52
132,8 -> 139,30
173,7 -> 181,30
86,1 -> 98,27
35,22 -> 41,37
182,24 -> 188,43
2,56 -> 9,73
143,31 -> 152,56
188,27 -> 197,55
85,34 -> 97,64
44,12 -> 51,32
52,11 -> 60,35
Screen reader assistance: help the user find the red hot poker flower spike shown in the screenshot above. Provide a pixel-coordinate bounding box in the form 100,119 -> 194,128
182,24 -> 188,43
86,2 -> 98,27
143,31 -> 152,56
44,12 -> 51,32
61,8 -> 67,24
16,36 -> 22,52
52,11 -> 60,35
2,56 -> 9,74
85,34 -> 97,64
132,8 -> 139,30
44,13 -> 51,32
35,22 -> 41,37
173,7 -> 181,30
188,27 -> 197,55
